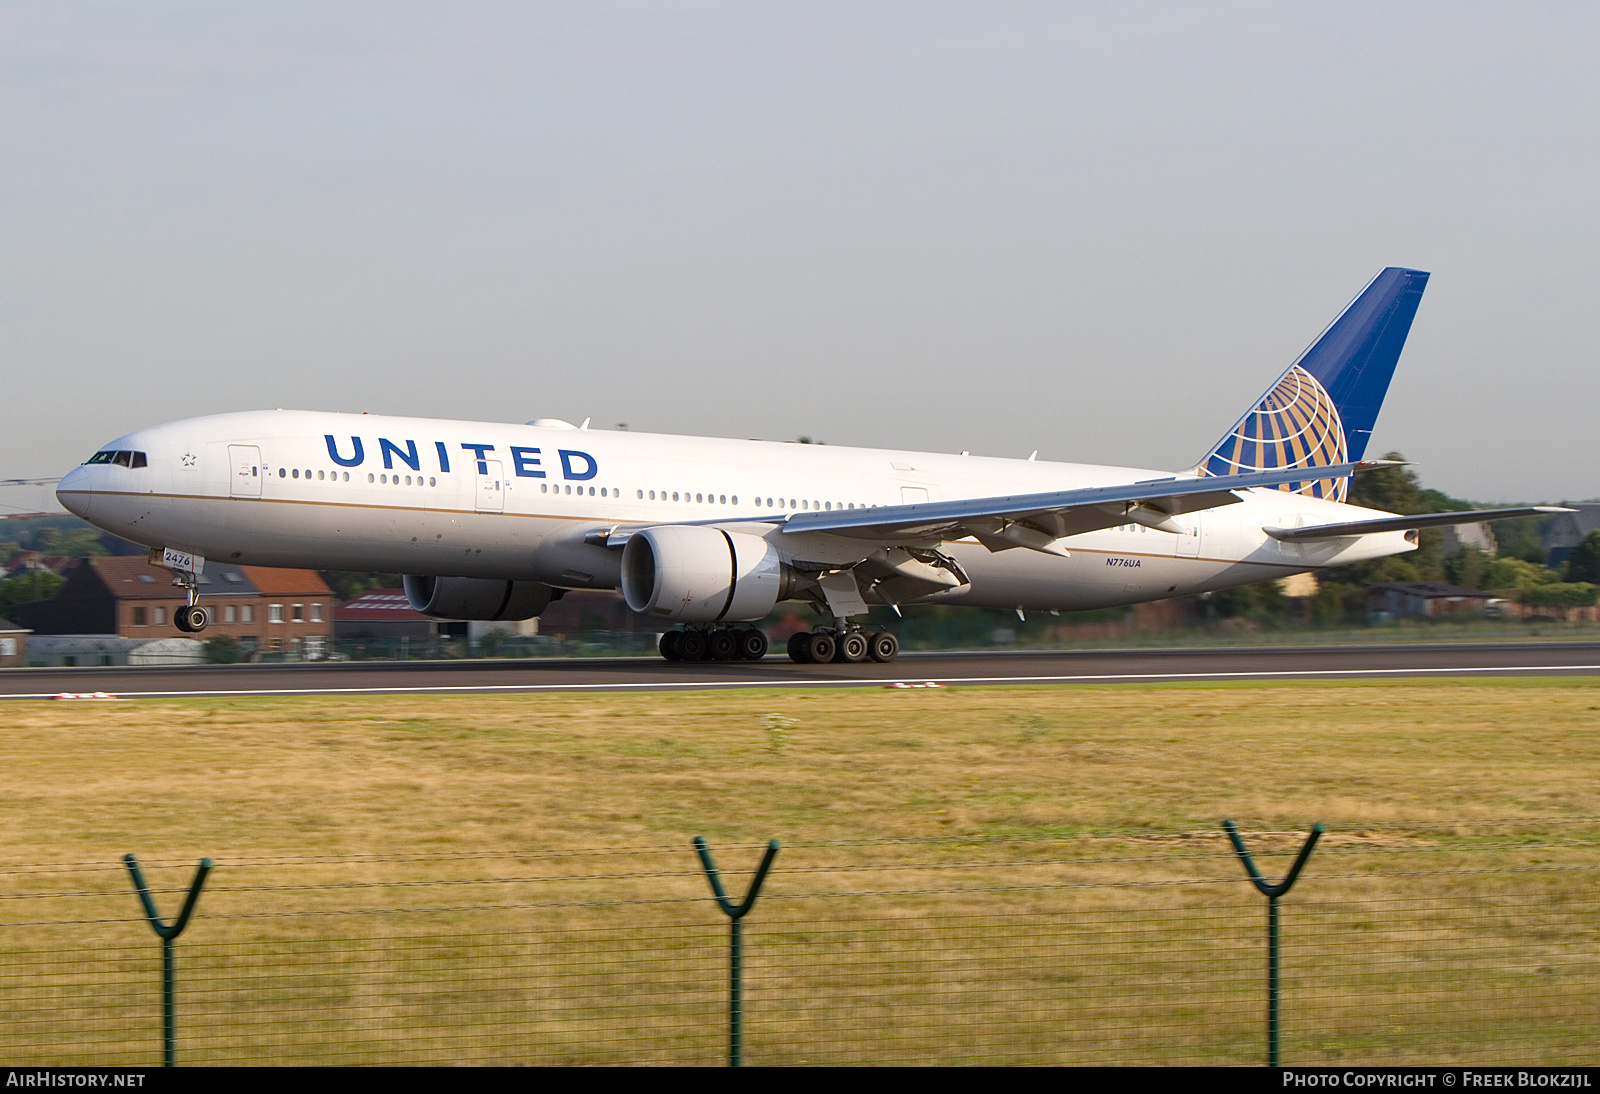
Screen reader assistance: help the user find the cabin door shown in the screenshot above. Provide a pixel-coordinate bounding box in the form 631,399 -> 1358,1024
1175,512 -> 1203,558
228,446 -> 262,498
476,461 -> 505,513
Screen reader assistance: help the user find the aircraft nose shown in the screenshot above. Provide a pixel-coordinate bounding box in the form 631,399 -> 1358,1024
56,466 -> 94,519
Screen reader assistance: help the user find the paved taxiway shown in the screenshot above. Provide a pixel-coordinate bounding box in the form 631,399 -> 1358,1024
2,641 -> 1599,700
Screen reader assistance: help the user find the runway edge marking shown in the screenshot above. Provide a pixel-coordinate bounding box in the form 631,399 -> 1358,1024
3,662 -> 1600,700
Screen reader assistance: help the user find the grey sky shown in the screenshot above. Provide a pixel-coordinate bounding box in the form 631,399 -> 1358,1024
3,2 -> 1596,512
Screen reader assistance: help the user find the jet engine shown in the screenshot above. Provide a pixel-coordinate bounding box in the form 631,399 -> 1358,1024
621,526 -> 787,622
402,575 -> 559,620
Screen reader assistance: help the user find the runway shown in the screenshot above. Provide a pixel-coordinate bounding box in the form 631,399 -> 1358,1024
4,641 -> 1600,700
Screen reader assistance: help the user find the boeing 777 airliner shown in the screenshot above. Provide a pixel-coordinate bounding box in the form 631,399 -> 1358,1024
55,268 -> 1561,663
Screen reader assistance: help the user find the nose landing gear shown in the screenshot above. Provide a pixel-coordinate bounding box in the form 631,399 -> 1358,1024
169,566 -> 209,634
175,604 -> 209,633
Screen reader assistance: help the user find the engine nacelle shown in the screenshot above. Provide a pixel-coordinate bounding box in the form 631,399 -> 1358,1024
621,526 -> 786,622
403,575 -> 558,620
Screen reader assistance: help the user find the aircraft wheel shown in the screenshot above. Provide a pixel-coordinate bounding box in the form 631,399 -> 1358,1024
787,632 -> 811,663
739,629 -> 769,660
179,606 -> 208,633
175,611 -> 193,633
868,631 -> 900,663
836,631 -> 869,663
804,632 -> 836,664
659,630 -> 683,661
677,630 -> 708,662
708,629 -> 740,661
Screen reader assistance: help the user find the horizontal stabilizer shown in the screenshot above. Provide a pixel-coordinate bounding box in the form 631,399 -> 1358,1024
1263,506 -> 1572,543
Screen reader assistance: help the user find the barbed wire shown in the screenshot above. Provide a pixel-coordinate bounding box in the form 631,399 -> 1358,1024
5,863 -> 1597,928
9,845 -> 1600,905
3,819 -> 1598,873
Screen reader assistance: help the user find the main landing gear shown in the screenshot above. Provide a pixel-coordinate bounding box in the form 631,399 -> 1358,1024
785,627 -> 898,664
657,625 -> 901,664
659,627 -> 769,662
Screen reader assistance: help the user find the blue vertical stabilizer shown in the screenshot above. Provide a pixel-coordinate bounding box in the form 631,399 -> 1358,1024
1198,267 -> 1429,501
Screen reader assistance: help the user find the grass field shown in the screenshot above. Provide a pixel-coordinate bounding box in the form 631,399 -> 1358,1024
1,679 -> 1597,1065
5,678 -> 1600,852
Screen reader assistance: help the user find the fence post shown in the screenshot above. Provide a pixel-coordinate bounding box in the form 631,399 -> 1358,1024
1222,820 -> 1322,1068
692,837 -> 780,1067
123,854 -> 213,1068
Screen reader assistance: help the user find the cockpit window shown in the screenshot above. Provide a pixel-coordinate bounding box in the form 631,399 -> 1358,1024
85,450 -> 147,468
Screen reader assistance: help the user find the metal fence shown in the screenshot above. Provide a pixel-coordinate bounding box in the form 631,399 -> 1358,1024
3,822 -> 1597,1066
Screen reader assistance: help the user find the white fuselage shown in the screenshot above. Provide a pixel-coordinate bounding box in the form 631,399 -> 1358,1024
57,409 -> 1413,612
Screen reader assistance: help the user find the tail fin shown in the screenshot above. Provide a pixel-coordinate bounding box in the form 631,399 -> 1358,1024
1196,267 -> 1429,501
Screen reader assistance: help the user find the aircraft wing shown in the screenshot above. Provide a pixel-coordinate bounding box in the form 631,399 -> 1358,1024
776,462 -> 1374,553
1263,506 -> 1571,542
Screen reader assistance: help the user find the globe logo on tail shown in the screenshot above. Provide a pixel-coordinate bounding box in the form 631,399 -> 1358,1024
1203,365 -> 1348,501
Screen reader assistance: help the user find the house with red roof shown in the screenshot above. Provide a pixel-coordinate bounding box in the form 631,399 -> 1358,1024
13,556 -> 332,658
